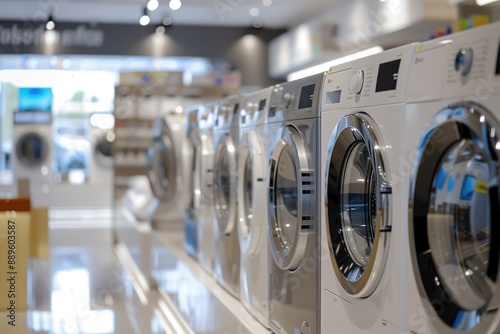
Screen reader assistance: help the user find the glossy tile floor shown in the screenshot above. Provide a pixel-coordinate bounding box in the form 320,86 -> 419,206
1,209 -> 135,334
1,208 -> 272,334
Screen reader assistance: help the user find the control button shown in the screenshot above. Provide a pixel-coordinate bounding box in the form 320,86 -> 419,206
281,92 -> 292,108
201,111 -> 209,120
349,69 -> 364,94
454,48 -> 473,76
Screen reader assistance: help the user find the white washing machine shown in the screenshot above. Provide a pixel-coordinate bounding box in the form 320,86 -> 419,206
147,107 -> 185,229
213,95 -> 242,299
403,22 -> 500,334
196,102 -> 217,274
320,45 -> 415,334
237,87 -> 273,327
266,73 -> 324,334
12,111 -> 54,206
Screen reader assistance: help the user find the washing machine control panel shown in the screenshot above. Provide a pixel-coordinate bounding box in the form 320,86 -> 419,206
268,72 -> 324,121
322,45 -> 411,112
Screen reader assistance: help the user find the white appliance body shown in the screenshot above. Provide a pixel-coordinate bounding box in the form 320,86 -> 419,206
320,45 -> 415,334
212,95 -> 242,299
266,73 -> 324,334
403,22 -> 500,334
237,87 -> 273,327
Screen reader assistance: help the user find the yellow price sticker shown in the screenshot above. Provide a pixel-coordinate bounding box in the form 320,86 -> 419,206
475,180 -> 488,194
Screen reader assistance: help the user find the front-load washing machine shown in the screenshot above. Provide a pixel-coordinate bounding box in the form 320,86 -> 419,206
320,45 -> 415,334
266,73 -> 325,334
213,95 -> 242,299
195,102 -> 217,274
237,87 -> 273,327
403,22 -> 500,334
12,110 -> 54,206
147,107 -> 185,229
181,105 -> 202,258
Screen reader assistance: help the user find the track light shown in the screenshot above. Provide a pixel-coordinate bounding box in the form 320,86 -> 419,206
147,0 -> 159,11
139,7 -> 150,26
46,15 -> 55,30
155,16 -> 173,35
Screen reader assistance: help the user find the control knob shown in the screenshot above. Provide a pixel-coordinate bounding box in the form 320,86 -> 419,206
349,69 -> 364,94
454,48 -> 473,76
281,92 -> 292,108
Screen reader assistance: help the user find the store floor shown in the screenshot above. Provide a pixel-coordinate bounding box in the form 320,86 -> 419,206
1,208 -> 271,334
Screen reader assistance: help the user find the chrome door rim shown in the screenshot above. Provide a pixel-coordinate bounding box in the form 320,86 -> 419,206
148,122 -> 177,201
214,133 -> 237,235
409,101 -> 500,332
238,130 -> 266,255
268,125 -> 313,271
325,113 -> 392,298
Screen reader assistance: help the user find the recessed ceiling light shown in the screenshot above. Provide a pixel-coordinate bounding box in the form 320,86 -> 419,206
147,0 -> 159,11
249,7 -> 259,16
169,0 -> 182,11
252,19 -> 263,28
156,26 -> 165,35
476,0 -> 499,5
263,0 -> 272,6
162,17 -> 173,26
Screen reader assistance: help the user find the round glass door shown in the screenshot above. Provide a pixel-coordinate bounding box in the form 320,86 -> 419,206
238,130 -> 266,255
326,113 -> 391,297
214,134 -> 237,235
16,132 -> 48,166
94,134 -> 113,167
410,102 -> 500,332
147,126 -> 176,201
268,125 -> 312,271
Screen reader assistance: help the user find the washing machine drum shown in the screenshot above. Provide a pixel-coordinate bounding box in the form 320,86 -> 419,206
148,130 -> 177,201
16,132 -> 49,166
410,102 -> 500,331
325,113 -> 391,298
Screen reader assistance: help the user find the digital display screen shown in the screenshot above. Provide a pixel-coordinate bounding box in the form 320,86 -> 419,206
14,111 -> 52,124
326,90 -> 341,104
18,87 -> 53,112
496,37 -> 500,75
233,103 -> 240,114
258,99 -> 266,111
375,59 -> 401,93
298,84 -> 315,109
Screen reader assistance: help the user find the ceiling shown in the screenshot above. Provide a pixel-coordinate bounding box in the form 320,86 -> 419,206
0,0 -> 340,28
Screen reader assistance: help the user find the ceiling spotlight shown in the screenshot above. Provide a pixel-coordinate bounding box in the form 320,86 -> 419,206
147,0 -> 159,11
263,0 -> 272,6
252,18 -> 263,29
169,0 -> 181,11
156,26 -> 165,35
162,16 -> 173,26
46,15 -> 55,30
249,7 -> 260,16
140,7 -> 150,26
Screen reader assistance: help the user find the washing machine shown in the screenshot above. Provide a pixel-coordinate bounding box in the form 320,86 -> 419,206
12,110 -> 54,206
181,105 -> 201,258
147,107 -> 185,229
196,102 -> 217,274
266,73 -> 324,334
237,87 -> 273,327
213,95 -> 242,299
320,45 -> 415,334
403,22 -> 500,334
89,112 -> 114,178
